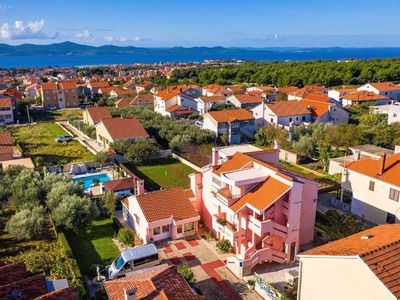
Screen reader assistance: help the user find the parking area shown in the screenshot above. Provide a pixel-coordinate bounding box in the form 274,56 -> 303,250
157,237 -> 261,300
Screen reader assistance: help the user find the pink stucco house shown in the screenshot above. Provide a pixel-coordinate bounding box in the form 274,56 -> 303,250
122,187 -> 200,243
189,144 -> 319,277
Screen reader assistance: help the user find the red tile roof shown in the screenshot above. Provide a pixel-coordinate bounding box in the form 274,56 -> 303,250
35,286 -> 79,300
100,117 -> 149,140
230,177 -> 290,212
299,99 -> 333,118
345,153 -> 400,187
155,90 -> 179,101
343,91 -> 389,101
206,109 -> 254,123
0,274 -> 47,300
302,94 -> 332,103
266,101 -> 311,117
135,187 -> 198,223
59,82 -> 78,90
232,94 -> 264,105
104,177 -> 135,192
104,264 -> 203,300
86,107 -> 112,123
0,131 -> 13,156
197,95 -> 226,102
90,81 -> 109,88
41,82 -> 58,90
369,82 -> 400,91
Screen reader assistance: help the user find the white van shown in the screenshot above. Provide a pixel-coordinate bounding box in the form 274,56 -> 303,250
107,244 -> 160,279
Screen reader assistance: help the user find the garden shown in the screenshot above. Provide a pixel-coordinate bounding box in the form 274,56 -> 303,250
11,122 -> 94,166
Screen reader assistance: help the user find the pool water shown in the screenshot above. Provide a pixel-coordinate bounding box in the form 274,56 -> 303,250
73,173 -> 112,189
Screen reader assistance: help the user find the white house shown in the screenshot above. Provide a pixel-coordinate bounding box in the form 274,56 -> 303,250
341,91 -> 390,107
227,94 -> 264,109
298,99 -> 349,125
341,152 -> 400,224
195,95 -> 226,115
251,101 -> 312,130
297,224 -> 400,300
357,82 -> 400,101
121,187 -> 200,243
388,104 -> 400,125
327,87 -> 357,102
0,98 -> 14,125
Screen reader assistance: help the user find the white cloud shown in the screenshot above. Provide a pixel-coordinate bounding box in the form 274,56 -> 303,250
132,36 -> 142,42
118,36 -> 127,42
0,19 -> 56,40
104,35 -> 113,42
75,29 -> 91,39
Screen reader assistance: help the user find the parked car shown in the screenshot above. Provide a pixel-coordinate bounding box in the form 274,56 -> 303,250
55,135 -> 73,143
107,244 -> 160,279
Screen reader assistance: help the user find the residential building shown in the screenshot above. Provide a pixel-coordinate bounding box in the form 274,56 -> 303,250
329,144 -> 395,175
103,264 -> 203,300
25,83 -> 41,98
87,81 -> 109,94
0,98 -> 14,124
341,91 -> 390,107
227,94 -> 264,109
203,109 -> 255,144
341,152 -> 400,224
95,117 -> 149,150
154,87 -> 199,117
82,106 -> 112,126
297,224 -> 400,300
109,87 -> 136,99
298,99 -> 349,125
122,187 -> 200,243
40,82 -> 79,109
251,101 -> 312,130
287,86 -> 326,101
301,93 -> 338,105
189,146 -> 319,277
327,87 -> 357,102
196,95 -> 226,115
388,104 -> 400,124
357,82 -> 400,101
202,83 -> 233,97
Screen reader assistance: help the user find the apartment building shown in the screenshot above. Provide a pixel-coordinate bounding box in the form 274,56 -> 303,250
297,224 -> 400,300
40,81 -> 79,109
341,152 -> 400,224
190,145 -> 319,277
341,91 -> 390,107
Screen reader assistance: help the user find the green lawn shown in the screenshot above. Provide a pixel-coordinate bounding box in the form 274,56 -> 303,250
31,108 -> 84,122
11,122 -> 94,166
128,159 -> 195,191
66,218 -> 120,274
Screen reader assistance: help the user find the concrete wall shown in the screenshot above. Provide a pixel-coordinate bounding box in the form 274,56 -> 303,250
279,149 -> 298,164
298,256 -> 395,300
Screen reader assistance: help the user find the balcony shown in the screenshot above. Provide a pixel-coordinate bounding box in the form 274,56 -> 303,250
215,186 -> 241,206
248,215 -> 288,238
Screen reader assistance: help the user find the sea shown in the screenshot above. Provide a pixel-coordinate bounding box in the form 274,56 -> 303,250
1,48 -> 400,68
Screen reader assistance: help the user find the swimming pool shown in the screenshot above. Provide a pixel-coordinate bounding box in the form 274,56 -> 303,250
73,172 -> 112,190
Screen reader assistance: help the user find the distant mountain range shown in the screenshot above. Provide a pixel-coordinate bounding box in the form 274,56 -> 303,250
0,41 -> 278,56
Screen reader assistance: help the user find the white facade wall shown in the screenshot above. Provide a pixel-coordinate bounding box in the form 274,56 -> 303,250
298,256 -> 395,300
341,169 -> 400,224
127,196 -> 149,242
202,115 -> 219,135
388,105 -> 400,125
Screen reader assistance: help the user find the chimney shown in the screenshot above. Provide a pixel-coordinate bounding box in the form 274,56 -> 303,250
378,153 -> 387,176
212,147 -> 219,166
124,288 -> 136,300
135,178 -> 145,196
395,145 -> 400,154
353,150 -> 361,161
274,140 -> 280,150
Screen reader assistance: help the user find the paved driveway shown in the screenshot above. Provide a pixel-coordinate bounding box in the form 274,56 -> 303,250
157,238 -> 261,300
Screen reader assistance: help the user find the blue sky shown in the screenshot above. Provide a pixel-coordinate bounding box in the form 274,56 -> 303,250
0,0 -> 400,47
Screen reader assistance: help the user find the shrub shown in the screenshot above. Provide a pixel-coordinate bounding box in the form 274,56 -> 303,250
247,279 -> 255,286
5,205 -> 48,240
177,263 -> 196,286
117,228 -> 135,247
216,239 -> 233,253
101,191 -> 117,217
216,217 -> 227,226
203,230 -> 213,241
